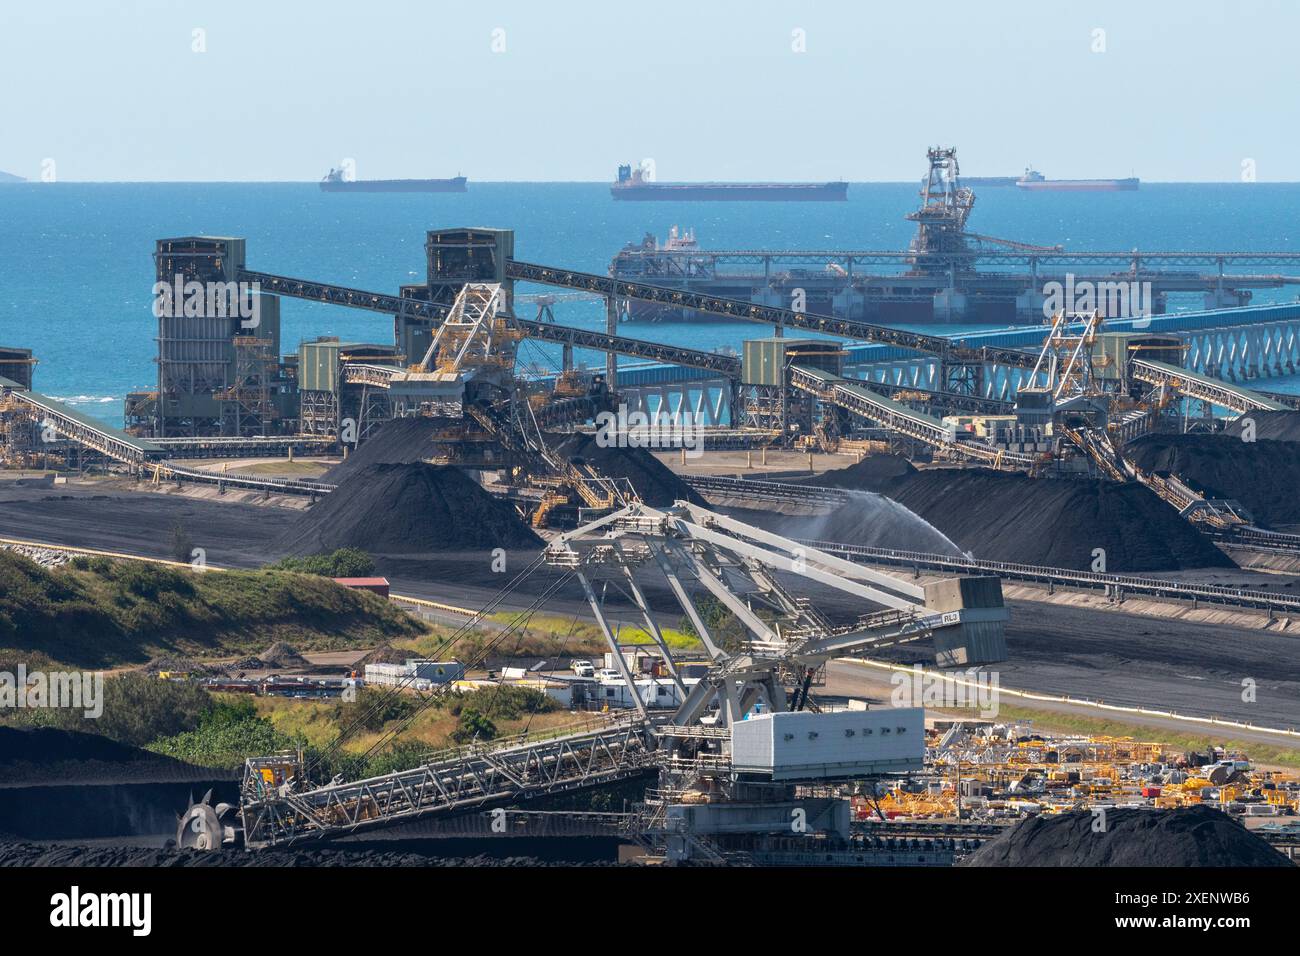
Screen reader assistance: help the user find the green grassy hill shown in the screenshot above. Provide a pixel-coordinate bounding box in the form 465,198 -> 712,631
0,550 -> 425,669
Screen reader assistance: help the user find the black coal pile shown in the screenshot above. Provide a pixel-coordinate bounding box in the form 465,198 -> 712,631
1223,409 -> 1300,443
0,727 -> 150,766
819,466 -> 1231,572
275,463 -> 541,556
810,454 -> 917,491
733,490 -> 964,556
551,434 -> 705,507
323,416 -> 453,482
0,843 -> 618,867
965,806 -> 1292,867
1128,433 -> 1300,527
0,727 -> 208,786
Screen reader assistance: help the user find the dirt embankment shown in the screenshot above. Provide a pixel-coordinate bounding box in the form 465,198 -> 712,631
965,806 -> 1292,867
811,458 -> 1230,572
1128,433 -> 1300,528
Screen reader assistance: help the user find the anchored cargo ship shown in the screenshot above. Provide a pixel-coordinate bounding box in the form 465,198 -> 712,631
1014,168 -> 1138,191
942,170 -> 1139,190
319,168 -> 468,193
611,164 -> 848,201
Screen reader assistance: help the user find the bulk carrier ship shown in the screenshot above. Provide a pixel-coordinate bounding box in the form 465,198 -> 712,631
319,168 -> 468,193
1014,168 -> 1138,191
938,169 -> 1139,191
610,164 -> 848,201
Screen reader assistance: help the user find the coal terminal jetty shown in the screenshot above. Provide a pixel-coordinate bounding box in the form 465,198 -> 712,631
612,147 -> 1294,325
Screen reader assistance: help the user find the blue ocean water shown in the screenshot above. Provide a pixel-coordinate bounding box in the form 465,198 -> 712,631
1,182 -> 1298,427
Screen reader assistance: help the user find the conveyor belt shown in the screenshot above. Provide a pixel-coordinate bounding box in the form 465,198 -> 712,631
240,269 -> 743,376
3,378 -> 338,466
787,365 -> 1039,469
240,718 -> 658,848
340,363 -> 404,388
684,474 -> 849,507
517,321 -> 742,376
148,461 -> 335,495
242,265 -> 1042,368
147,435 -> 339,459
505,260 -> 1040,367
1130,358 -> 1288,413
0,378 -> 160,464
801,536 -> 1300,614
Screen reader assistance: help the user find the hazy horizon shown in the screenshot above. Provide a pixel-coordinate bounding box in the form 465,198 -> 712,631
3,177 -> 1298,184
2,0 -> 1297,183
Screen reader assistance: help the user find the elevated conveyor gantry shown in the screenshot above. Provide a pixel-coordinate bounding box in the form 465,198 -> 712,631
239,718 -> 657,849
239,263 -> 1041,371
238,268 -> 743,377
504,260 -> 1041,369
787,364 -> 1040,470
1129,357 -> 1289,414
0,376 -> 161,466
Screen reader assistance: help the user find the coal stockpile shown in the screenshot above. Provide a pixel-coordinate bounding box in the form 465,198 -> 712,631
0,842 -> 620,867
323,416 -> 450,482
826,467 -> 1230,572
0,727 -> 215,786
1223,409 -> 1300,443
0,727 -> 145,766
1128,433 -> 1300,528
732,491 -> 964,556
810,454 -> 917,491
965,806 -> 1292,867
275,463 -> 541,556
552,434 -> 705,507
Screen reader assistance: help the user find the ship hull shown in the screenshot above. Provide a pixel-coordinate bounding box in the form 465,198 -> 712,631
1015,178 -> 1139,192
610,182 -> 848,201
320,176 -> 467,193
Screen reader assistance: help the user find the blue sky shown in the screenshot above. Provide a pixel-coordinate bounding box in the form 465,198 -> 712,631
1,0 -> 1296,182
